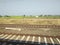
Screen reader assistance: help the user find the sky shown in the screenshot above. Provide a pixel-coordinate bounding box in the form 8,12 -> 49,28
0,0 -> 60,16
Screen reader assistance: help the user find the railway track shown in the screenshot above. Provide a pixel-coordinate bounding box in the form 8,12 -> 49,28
0,24 -> 60,45
0,24 -> 60,28
0,33 -> 60,45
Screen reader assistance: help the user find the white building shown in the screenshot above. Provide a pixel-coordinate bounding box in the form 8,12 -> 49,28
35,16 -> 39,18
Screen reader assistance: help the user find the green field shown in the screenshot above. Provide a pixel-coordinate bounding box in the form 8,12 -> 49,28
0,15 -> 60,25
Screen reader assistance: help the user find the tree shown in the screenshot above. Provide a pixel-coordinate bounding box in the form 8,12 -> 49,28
39,15 -> 42,17
4,15 -> 10,17
23,15 -> 25,18
0,15 -> 2,17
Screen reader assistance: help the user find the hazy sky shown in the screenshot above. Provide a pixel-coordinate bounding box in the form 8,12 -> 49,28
0,0 -> 60,15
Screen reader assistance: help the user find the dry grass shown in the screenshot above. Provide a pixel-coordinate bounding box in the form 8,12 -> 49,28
0,18 -> 60,25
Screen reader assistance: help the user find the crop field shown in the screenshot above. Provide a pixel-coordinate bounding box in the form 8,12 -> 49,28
0,15 -> 60,25
0,18 -> 60,25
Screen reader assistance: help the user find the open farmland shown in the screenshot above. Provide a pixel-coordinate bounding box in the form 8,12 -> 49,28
0,18 -> 60,25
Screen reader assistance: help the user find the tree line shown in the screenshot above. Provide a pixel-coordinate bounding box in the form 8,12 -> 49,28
0,15 -> 60,19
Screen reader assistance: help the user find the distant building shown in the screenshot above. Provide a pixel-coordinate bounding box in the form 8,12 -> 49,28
35,16 -> 38,18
